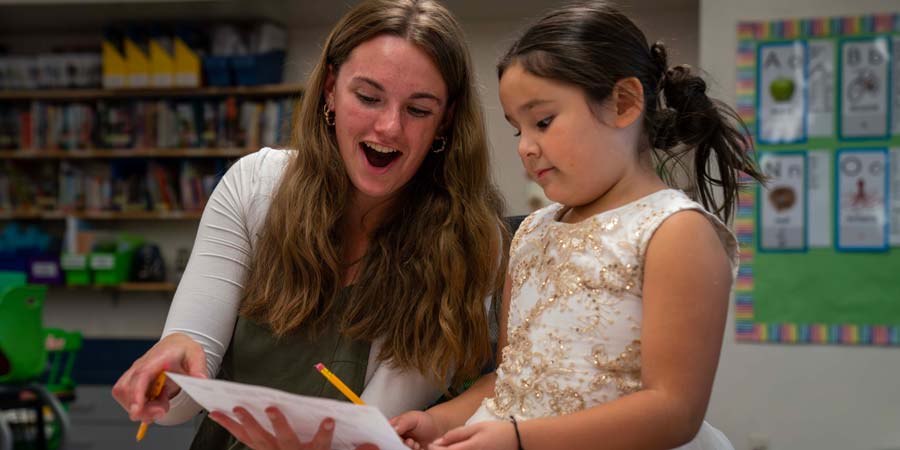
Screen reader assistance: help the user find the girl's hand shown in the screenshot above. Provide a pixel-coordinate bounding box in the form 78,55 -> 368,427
390,410 -> 442,449
209,407 -> 379,450
428,420 -> 517,450
111,332 -> 207,424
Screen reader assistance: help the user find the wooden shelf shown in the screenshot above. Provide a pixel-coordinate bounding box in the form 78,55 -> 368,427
0,210 -> 203,220
50,282 -> 177,293
0,83 -> 304,101
0,148 -> 253,159
116,282 -> 177,292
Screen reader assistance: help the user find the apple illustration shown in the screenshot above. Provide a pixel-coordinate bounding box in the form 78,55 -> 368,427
769,77 -> 795,102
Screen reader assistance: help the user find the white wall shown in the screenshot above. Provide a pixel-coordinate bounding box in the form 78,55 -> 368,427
699,1 -> 900,450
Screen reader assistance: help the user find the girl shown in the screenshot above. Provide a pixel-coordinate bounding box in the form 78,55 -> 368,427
392,2 -> 766,449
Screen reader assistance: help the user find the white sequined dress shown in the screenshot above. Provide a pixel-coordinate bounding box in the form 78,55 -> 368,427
467,189 -> 736,450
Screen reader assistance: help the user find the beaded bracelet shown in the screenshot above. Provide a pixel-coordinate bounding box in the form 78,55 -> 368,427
509,415 -> 524,450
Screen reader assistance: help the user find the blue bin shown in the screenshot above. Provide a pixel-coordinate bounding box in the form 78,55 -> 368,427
230,50 -> 285,86
0,248 -> 42,272
0,255 -> 28,272
203,55 -> 233,87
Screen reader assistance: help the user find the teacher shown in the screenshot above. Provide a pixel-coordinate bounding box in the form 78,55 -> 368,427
111,0 -> 507,448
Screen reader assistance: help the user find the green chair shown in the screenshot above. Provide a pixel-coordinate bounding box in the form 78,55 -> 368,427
0,272 -> 70,450
43,329 -> 82,402
42,328 -> 82,450
0,272 -> 26,290
0,284 -> 47,385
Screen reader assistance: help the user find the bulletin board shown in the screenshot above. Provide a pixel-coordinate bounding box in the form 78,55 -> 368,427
735,13 -> 900,346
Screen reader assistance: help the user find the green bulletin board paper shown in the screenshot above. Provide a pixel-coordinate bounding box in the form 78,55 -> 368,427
753,250 -> 900,325
736,14 -> 900,345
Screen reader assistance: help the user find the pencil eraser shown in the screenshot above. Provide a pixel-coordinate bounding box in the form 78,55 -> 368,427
314,363 -> 324,371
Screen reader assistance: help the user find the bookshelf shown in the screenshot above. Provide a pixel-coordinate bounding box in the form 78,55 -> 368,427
0,147 -> 252,160
1,83 -> 299,294
1,84 -> 298,216
50,282 -> 177,292
0,83 -> 304,101
0,210 -> 203,220
46,282 -> 178,303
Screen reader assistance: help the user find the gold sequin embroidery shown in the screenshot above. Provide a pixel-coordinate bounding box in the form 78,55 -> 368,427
483,191 -> 727,418
589,340 -> 642,395
484,192 -> 727,421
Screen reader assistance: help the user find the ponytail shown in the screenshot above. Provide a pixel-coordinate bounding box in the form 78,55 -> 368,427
648,42 -> 766,223
496,3 -> 766,223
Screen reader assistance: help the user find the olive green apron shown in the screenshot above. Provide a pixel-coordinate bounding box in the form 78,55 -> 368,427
189,290 -> 370,450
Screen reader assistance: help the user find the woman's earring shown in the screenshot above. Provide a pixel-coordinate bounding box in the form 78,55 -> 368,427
323,103 -> 336,126
431,136 -> 447,153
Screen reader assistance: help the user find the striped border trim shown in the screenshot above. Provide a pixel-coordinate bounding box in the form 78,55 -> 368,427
734,13 -> 900,346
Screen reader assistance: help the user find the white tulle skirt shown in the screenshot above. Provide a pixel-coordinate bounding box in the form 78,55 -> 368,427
467,406 -> 733,450
674,421 -> 735,450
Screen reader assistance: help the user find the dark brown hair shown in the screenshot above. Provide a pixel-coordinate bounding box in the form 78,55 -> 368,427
240,0 -> 507,388
497,1 -> 765,222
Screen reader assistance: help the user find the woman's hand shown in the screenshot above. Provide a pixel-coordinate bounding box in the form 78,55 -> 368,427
209,407 -> 379,450
111,332 -> 207,424
390,410 -> 443,449
428,420 -> 517,450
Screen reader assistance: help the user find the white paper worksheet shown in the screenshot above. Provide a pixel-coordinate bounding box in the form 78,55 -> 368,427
166,372 -> 407,450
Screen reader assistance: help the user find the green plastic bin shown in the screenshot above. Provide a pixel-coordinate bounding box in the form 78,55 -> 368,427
60,254 -> 90,285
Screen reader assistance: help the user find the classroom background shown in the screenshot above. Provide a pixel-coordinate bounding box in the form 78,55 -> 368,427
0,0 -> 898,449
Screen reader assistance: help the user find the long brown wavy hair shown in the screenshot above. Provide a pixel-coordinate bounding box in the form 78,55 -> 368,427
240,0 -> 507,388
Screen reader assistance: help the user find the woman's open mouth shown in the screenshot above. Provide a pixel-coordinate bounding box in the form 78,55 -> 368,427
361,142 -> 402,168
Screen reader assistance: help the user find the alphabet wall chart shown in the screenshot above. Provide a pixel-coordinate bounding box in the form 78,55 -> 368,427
736,13 -> 900,346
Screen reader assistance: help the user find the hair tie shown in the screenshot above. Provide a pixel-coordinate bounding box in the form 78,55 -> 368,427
509,416 -> 525,450
650,41 -> 669,92
664,65 -> 710,112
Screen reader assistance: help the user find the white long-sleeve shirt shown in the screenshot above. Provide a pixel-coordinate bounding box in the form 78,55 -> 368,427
157,148 -> 444,425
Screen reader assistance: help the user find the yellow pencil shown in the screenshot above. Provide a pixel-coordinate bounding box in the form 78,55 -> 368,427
135,372 -> 167,442
315,362 -> 365,405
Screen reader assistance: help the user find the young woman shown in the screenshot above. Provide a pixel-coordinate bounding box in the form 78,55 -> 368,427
112,1 -> 507,448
